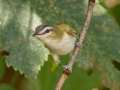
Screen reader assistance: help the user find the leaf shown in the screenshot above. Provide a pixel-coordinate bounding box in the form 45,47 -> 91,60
5,36 -> 49,78
78,1 -> 120,84
0,84 -> 14,90
0,0 -> 49,78
0,0 -> 120,88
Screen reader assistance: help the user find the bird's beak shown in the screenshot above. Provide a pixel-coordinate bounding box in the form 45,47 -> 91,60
32,32 -> 37,36
32,33 -> 36,37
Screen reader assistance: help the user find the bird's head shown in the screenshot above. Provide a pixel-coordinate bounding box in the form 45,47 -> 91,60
33,23 -> 76,45
33,23 -> 76,55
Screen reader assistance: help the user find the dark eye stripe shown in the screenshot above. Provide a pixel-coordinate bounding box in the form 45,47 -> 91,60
33,24 -> 54,36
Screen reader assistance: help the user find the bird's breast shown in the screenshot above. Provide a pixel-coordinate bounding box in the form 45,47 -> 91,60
44,33 -> 76,55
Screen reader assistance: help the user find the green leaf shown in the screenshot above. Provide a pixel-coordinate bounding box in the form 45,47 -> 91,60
78,1 -> 120,84
0,0 -> 49,78
5,36 -> 49,78
0,59 -> 6,79
0,0 -> 120,89
0,84 -> 14,90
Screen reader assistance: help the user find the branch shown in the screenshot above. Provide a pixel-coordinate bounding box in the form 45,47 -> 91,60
55,0 -> 95,90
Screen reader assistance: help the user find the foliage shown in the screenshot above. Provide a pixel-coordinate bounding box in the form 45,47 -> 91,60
0,0 -> 120,90
0,0 -> 49,78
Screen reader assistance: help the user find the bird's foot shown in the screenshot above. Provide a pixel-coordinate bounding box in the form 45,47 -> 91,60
63,65 -> 72,75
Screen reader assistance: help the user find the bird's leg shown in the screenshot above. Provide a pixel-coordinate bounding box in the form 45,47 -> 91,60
62,52 -> 73,73
51,53 -> 60,65
51,53 -> 60,71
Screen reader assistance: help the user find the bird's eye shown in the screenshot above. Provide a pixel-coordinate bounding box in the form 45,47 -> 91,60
45,29 -> 51,33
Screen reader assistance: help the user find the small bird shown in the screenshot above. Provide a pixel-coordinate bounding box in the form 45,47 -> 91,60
33,23 -> 76,65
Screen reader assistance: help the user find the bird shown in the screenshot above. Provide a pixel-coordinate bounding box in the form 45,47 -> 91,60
33,23 -> 76,65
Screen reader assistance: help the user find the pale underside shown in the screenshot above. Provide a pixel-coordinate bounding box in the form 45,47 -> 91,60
38,33 -> 76,55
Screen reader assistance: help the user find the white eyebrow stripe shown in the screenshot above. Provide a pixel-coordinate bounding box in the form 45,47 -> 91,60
40,26 -> 53,34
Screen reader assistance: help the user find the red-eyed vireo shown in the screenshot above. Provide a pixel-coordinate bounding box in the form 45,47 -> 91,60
33,23 -> 76,65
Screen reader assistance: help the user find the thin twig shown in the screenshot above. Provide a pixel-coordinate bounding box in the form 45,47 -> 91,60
55,0 -> 95,90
